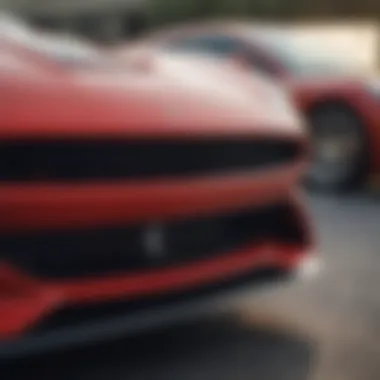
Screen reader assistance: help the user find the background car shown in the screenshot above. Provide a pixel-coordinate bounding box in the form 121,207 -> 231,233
125,21 -> 380,192
0,20 -> 316,356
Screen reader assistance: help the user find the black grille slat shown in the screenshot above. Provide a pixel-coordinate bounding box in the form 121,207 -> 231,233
0,203 -> 303,279
0,138 -> 299,182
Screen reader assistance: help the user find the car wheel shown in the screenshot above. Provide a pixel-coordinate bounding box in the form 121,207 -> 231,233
306,104 -> 367,193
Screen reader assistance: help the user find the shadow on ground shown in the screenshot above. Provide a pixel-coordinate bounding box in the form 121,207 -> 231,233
1,315 -> 316,380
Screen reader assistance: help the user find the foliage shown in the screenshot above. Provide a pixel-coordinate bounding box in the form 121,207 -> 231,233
147,0 -> 380,27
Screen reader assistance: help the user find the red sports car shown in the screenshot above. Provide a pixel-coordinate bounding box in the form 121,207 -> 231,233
0,19 -> 316,356
125,21 -> 380,192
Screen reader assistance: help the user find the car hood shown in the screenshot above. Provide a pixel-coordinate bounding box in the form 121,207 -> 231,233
0,49 -> 303,140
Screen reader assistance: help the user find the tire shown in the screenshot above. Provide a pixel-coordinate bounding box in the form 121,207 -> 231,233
306,104 -> 368,193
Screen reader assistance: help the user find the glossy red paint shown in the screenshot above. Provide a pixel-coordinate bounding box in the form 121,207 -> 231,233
0,29 -> 313,346
0,243 -> 305,338
0,164 -> 305,233
0,264 -> 63,338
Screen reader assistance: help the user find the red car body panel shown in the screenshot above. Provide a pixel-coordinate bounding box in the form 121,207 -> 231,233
0,31 -> 314,350
1,168 -> 304,233
1,243 -> 304,338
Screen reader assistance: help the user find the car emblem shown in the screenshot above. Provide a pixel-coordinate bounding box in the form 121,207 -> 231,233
142,223 -> 166,260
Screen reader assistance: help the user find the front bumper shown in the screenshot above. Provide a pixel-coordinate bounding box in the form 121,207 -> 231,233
0,191 -> 316,357
0,163 -> 305,234
0,255 -> 319,358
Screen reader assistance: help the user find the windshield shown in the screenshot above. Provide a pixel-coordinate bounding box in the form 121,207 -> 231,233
0,13 -> 102,66
254,30 -> 364,75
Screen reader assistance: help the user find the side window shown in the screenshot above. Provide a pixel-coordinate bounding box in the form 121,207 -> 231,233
163,35 -> 240,57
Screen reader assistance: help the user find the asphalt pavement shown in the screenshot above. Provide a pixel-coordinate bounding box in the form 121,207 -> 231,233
2,192 -> 380,380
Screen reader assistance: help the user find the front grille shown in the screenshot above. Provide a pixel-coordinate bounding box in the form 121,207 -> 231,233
0,138 -> 300,182
0,202 -> 304,279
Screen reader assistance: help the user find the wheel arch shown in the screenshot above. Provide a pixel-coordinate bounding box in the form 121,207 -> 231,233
303,96 -> 370,190
305,97 -> 370,164
304,97 -> 363,121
